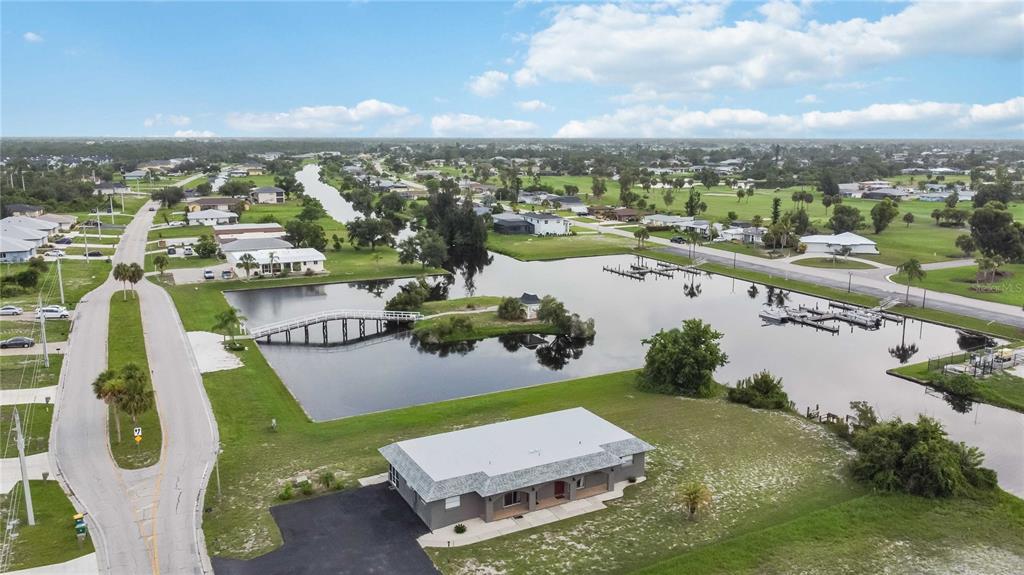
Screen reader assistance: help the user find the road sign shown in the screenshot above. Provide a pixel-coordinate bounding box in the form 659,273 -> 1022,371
134,435 -> 142,444
133,427 -> 142,436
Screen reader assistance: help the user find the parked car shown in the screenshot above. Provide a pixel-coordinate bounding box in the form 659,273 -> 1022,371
85,251 -> 103,258
670,236 -> 686,244
203,270 -> 215,280
148,206 -> 156,211
183,246 -> 194,256
35,305 -> 70,319
44,250 -> 66,258
167,247 -> 177,255
168,221 -> 185,227
220,270 -> 233,279
55,237 -> 74,245
0,305 -> 23,316
0,336 -> 35,349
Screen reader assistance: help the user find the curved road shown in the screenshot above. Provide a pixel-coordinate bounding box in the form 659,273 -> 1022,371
50,199 -> 218,574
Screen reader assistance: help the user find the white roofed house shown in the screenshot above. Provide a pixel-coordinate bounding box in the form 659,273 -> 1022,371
36,213 -> 79,232
0,224 -> 49,248
379,408 -> 653,531
641,214 -> 694,228
799,232 -> 879,255
187,209 -> 238,226
225,247 -> 326,277
1,216 -> 59,238
0,236 -> 37,262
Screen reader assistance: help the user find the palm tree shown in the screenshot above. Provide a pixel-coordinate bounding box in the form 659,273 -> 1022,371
236,253 -> 257,280
127,262 -> 144,298
92,369 -> 124,443
896,258 -> 926,303
684,230 -> 701,259
153,255 -> 169,277
267,251 -> 279,275
115,363 -> 154,426
212,307 -> 247,343
113,262 -> 131,300
679,482 -> 713,520
633,227 -> 650,249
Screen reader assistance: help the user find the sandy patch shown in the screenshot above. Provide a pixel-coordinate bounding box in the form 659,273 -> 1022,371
187,331 -> 243,373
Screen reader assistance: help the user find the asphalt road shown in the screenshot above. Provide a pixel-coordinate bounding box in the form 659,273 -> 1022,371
50,199 -> 218,574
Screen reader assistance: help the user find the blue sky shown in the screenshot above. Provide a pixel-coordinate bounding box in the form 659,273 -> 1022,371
2,1 -> 1022,138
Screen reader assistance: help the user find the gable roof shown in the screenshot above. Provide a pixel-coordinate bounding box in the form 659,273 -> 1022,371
379,408 -> 654,502
0,236 -> 35,253
799,232 -> 876,246
0,224 -> 48,241
188,196 -> 246,207
251,186 -> 286,195
187,209 -> 237,220
219,237 -> 294,252
1,216 -> 58,232
519,292 -> 541,305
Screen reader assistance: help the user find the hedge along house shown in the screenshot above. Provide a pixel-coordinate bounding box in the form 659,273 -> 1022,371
379,408 -> 653,531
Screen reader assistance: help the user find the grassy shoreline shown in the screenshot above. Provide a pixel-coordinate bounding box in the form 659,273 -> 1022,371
888,357 -> 1024,414
412,310 -> 563,343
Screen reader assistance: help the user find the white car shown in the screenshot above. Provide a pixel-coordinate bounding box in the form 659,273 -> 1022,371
168,221 -> 186,227
0,305 -> 23,316
183,246 -> 194,256
35,305 -> 70,319
44,250 -> 66,258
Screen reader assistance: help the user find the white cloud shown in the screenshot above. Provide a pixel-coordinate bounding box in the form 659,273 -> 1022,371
376,114 -> 424,137
173,130 -> 216,138
824,76 -> 904,91
796,94 -> 820,104
23,32 -> 43,43
431,113 -> 538,137
467,70 -> 509,97
516,99 -> 554,112
555,97 -> 1024,138
144,113 -> 192,128
515,2 -> 1022,93
226,100 -> 411,133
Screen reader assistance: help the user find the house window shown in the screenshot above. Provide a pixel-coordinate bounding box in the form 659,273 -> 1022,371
388,465 -> 400,487
291,262 -> 301,272
444,495 -> 461,510
502,492 -> 523,507
620,454 -> 635,466
575,477 -> 585,489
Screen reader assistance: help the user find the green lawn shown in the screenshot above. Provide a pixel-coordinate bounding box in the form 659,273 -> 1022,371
107,292 -> 162,469
229,174 -> 277,188
1,260 -> 111,310
420,296 -> 502,315
412,310 -> 562,343
860,223 -> 968,266
147,224 -> 211,241
889,305 -> 1024,342
0,404 -> 53,455
0,319 -> 70,341
892,263 -> 1024,307
62,245 -> 115,256
793,257 -> 877,270
70,234 -> 121,245
0,355 -> 63,390
144,253 -> 218,273
889,356 -> 1024,414
0,480 -> 95,571
486,233 -> 635,261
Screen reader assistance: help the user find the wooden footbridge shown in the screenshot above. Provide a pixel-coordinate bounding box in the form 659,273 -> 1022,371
246,309 -> 422,343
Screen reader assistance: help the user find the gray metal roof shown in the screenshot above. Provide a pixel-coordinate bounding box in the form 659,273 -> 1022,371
379,408 -> 654,502
219,237 -> 294,252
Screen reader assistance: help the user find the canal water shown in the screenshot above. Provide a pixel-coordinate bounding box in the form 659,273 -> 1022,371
226,252 -> 1024,495
295,163 -> 362,223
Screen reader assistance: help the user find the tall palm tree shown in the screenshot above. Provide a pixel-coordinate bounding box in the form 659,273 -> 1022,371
633,227 -> 650,249
127,262 -> 144,298
92,369 -> 124,443
896,258 -> 926,303
113,262 -> 131,300
115,363 -> 154,426
236,253 -> 257,279
212,307 -> 247,343
153,255 -> 169,277
679,482 -> 713,520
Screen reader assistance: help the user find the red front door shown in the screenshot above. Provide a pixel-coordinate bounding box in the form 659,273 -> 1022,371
554,481 -> 566,498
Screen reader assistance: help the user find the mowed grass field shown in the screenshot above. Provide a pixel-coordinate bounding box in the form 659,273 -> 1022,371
0,260 -> 111,309
487,232 -> 635,261
892,263 -> 1024,307
0,480 -> 94,571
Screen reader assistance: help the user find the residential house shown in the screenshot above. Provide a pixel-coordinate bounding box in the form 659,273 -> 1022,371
250,186 -> 286,204
187,209 -> 238,226
523,213 -> 571,236
1,216 -> 59,238
0,236 -> 37,263
219,237 -> 294,253
491,213 -> 533,235
641,214 -> 693,228
94,181 -> 130,196
3,204 -> 44,218
0,224 -> 49,248
520,292 -> 542,319
860,188 -> 909,201
186,197 -> 248,213
551,196 -> 588,215
36,213 -> 79,232
608,208 -> 642,222
124,169 -> 148,180
227,168 -> 250,178
379,407 -> 653,531
225,247 -> 326,276
799,232 -> 879,255
213,223 -> 288,243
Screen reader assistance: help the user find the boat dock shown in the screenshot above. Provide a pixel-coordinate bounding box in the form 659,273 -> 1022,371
828,301 -> 903,323
603,257 -> 705,280
759,302 -> 893,333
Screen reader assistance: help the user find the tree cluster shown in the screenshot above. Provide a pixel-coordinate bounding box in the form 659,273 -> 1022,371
638,319 -> 728,397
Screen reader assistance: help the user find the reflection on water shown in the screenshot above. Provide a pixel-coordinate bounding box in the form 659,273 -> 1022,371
226,252 -> 1024,495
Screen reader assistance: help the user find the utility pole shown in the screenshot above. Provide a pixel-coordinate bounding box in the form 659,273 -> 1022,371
38,294 -> 49,368
57,256 -> 65,306
109,196 -> 115,224
13,408 -> 36,526
20,171 -> 26,190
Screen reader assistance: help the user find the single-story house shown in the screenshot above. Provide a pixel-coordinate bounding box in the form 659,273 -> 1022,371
520,292 -> 542,319
3,204 -> 44,218
0,224 -> 49,248
225,247 -> 327,276
472,206 -> 491,217
492,213 -> 533,235
742,226 -> 768,245
186,197 -> 248,213
1,216 -> 59,237
94,182 -> 130,196
187,209 -> 238,226
860,188 -> 909,201
0,236 -> 37,263
641,214 -> 694,228
227,168 -> 250,178
124,169 -> 148,180
212,223 -> 287,243
523,213 -> 571,236
250,186 -> 286,204
379,407 -> 653,531
219,237 -> 294,253
608,208 -> 642,222
550,196 -> 588,215
799,232 -> 879,255
36,213 -> 79,232
858,180 -> 892,190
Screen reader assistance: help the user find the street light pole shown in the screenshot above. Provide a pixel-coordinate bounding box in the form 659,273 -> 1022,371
56,256 -> 65,306
13,408 -> 36,526
38,294 -> 49,369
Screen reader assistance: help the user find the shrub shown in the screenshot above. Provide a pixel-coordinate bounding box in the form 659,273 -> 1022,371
278,484 -> 293,501
934,373 -> 977,398
318,471 -> 336,489
727,371 -> 790,410
497,297 -> 526,321
454,523 -> 467,534
300,480 -> 314,496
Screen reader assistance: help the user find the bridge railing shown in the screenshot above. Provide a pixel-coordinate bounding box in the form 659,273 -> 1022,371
247,309 -> 423,338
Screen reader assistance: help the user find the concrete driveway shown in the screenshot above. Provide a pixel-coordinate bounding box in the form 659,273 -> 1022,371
169,262 -> 234,284
212,484 -> 438,575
